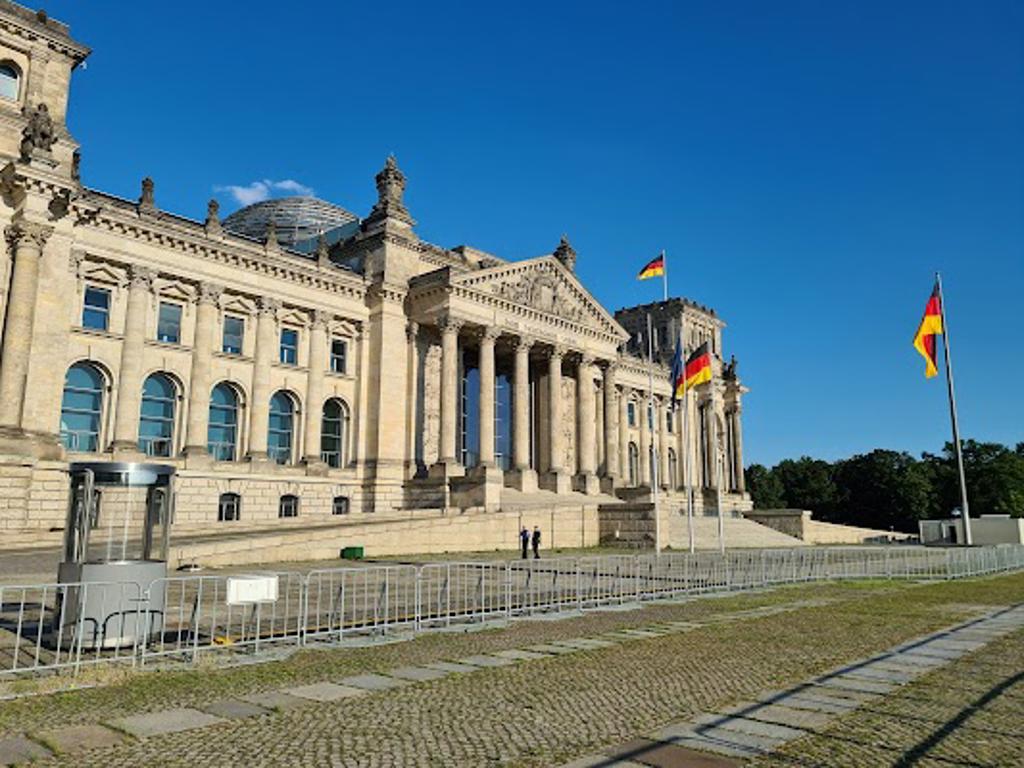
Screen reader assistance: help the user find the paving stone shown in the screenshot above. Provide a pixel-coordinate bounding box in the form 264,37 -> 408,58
840,665 -> 916,683
606,737 -> 740,767
559,751 -> 649,767
493,648 -> 550,661
692,712 -> 804,741
456,654 -> 516,667
338,673 -> 411,691
720,701 -> 833,730
239,691 -> 309,711
199,699 -> 269,719
652,722 -> 779,756
107,708 -> 226,738
423,660 -> 481,673
552,638 -> 614,650
618,629 -> 664,638
284,682 -> 369,702
776,692 -> 864,715
34,724 -> 125,755
388,665 -> 452,682
816,675 -> 896,695
527,643 -> 580,654
0,736 -> 51,765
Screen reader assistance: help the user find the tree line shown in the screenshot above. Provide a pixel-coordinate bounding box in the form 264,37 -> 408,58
746,441 -> 1024,533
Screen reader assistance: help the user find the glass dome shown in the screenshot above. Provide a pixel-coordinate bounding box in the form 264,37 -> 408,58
223,196 -> 359,249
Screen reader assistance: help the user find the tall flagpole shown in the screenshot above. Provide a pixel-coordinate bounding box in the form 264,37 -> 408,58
679,315 -> 695,552
661,249 -> 668,301
936,272 -> 972,546
647,312 -> 661,554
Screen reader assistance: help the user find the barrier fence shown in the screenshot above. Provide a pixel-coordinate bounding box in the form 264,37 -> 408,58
2,544 -> 1023,678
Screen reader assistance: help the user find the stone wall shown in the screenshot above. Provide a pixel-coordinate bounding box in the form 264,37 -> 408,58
743,509 -> 915,545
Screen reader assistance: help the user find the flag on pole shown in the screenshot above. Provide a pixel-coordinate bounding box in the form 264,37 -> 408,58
913,282 -> 943,378
637,253 -> 665,280
683,342 -> 712,391
670,336 -> 685,406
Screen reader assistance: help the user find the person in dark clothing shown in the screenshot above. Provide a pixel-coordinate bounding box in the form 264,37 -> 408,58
532,526 -> 541,559
519,527 -> 530,559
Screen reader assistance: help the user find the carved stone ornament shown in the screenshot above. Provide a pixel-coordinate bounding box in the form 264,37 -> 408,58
204,199 -> 222,235
553,234 -> 577,272
315,233 -> 329,263
5,220 -> 53,250
365,155 -> 414,226
71,150 -> 81,183
127,263 -> 156,291
437,314 -> 463,334
513,334 -> 534,352
723,354 -> 738,380
138,177 -> 155,213
197,281 -> 223,306
257,296 -> 281,317
311,309 -> 330,329
492,268 -> 585,323
265,220 -> 279,250
19,103 -> 58,160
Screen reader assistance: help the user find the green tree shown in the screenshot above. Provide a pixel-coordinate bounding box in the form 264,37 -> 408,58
833,449 -> 933,532
746,463 -> 786,509
774,457 -> 838,519
923,441 -> 1024,518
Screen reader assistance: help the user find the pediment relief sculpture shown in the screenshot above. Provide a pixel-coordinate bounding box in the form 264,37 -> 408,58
487,266 -> 589,324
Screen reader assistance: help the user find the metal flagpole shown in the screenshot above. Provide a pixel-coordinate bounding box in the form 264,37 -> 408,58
679,315 -> 695,553
936,272 -> 972,546
713,361 -> 725,553
661,249 -> 668,302
647,312 -> 661,554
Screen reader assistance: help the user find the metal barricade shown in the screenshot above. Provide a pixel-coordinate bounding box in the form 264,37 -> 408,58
304,565 -> 418,642
417,562 -> 507,628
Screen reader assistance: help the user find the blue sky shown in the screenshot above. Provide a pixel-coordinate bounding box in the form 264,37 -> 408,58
46,0 -> 1022,466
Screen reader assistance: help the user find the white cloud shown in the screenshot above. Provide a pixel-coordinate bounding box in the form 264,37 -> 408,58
214,178 -> 315,207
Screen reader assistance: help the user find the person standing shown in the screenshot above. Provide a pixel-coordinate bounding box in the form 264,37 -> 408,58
532,526 -> 541,559
519,527 -> 530,559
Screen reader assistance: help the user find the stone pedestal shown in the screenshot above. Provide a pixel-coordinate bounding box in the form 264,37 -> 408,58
574,472 -> 601,495
540,470 -> 572,495
506,467 -> 538,493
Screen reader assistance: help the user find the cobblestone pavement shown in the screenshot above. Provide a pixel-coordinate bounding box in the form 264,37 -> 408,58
0,573 -> 1021,767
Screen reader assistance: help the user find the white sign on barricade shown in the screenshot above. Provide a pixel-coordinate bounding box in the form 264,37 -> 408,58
226,574 -> 279,605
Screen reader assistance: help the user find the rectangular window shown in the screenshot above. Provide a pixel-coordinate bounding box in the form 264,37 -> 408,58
280,328 -> 298,365
157,302 -> 182,344
278,495 -> 299,518
82,286 -> 110,331
627,402 -> 636,427
330,338 -> 347,374
222,316 -> 244,355
332,496 -> 350,515
218,494 -> 240,522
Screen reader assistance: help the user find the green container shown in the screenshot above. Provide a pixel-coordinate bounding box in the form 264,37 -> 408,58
341,546 -> 364,560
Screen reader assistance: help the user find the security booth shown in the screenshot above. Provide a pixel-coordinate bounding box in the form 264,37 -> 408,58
57,462 -> 175,649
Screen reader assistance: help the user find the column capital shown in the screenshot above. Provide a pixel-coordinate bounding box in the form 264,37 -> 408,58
196,281 -> 223,306
127,263 -> 156,291
513,334 -> 534,352
5,220 -> 53,250
257,296 -> 281,317
601,360 -> 618,375
406,319 -> 420,341
545,343 -> 567,361
474,326 -> 501,344
311,309 -> 331,329
577,352 -> 596,368
437,313 -> 464,334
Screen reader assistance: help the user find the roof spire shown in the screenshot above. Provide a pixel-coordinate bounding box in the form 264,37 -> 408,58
553,234 -> 577,272
362,155 -> 416,235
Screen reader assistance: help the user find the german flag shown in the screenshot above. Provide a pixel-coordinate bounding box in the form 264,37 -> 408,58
913,282 -> 943,378
637,253 -> 665,280
683,342 -> 712,391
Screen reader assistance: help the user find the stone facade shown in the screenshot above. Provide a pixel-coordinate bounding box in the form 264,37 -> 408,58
0,2 -> 749,550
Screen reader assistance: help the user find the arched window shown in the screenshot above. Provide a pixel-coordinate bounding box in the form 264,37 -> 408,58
218,493 -> 241,522
321,398 -> 349,469
628,442 -> 639,487
60,362 -> 105,452
139,373 -> 177,457
278,494 -> 299,518
208,383 -> 239,461
268,391 -> 295,464
668,448 -> 678,490
0,63 -> 20,102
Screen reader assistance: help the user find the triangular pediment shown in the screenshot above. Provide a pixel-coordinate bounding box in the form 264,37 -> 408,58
451,256 -> 628,340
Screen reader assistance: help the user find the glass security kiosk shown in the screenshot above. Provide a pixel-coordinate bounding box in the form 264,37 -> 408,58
57,462 -> 175,648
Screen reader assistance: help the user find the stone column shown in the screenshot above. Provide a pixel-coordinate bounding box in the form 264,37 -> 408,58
183,282 -> 222,459
0,222 -> 52,429
111,264 -> 155,452
618,385 -> 630,483
509,335 -> 536,491
733,407 -> 746,493
602,363 -> 618,489
657,397 -> 670,489
435,314 -> 463,472
638,390 -> 650,488
574,354 -> 599,494
303,311 -> 329,467
246,297 -> 279,459
476,327 -> 499,468
540,344 -> 570,493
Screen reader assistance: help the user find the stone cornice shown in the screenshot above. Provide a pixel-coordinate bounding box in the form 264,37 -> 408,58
71,190 -> 368,302
0,9 -> 91,63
